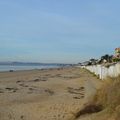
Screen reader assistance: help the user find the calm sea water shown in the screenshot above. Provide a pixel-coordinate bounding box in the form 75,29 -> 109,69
0,64 -> 61,72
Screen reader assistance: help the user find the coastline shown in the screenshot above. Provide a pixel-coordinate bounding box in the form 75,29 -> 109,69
0,64 -> 67,72
0,67 -> 102,120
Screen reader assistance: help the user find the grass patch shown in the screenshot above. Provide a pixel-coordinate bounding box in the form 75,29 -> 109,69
93,76 -> 120,111
91,76 -> 120,119
75,76 -> 120,120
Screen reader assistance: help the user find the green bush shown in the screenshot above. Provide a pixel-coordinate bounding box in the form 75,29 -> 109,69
113,58 -> 120,62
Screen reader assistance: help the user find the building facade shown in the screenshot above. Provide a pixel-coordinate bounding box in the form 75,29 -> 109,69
115,47 -> 120,59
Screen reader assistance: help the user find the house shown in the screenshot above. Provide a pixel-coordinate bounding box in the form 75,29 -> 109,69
115,47 -> 120,59
81,61 -> 91,66
89,59 -> 99,65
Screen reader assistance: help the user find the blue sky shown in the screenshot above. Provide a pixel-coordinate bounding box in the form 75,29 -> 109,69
0,0 -> 120,63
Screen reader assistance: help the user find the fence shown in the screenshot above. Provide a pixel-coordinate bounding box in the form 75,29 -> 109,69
81,62 -> 120,80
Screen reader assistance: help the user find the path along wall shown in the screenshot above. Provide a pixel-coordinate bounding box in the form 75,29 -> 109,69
81,62 -> 120,80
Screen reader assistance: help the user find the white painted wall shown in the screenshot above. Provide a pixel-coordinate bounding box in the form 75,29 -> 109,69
81,63 -> 120,80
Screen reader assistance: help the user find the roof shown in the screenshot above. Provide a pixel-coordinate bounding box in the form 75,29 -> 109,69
115,48 -> 120,53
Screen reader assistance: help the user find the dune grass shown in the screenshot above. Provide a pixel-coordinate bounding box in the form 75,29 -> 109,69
75,76 -> 120,120
93,76 -> 120,119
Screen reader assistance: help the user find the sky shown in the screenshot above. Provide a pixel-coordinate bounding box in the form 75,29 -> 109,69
0,0 -> 120,63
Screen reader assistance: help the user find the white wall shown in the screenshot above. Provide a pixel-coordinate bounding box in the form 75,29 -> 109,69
81,63 -> 120,80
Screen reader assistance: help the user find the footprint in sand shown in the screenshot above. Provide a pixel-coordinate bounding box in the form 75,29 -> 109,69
5,87 -> 19,93
67,87 -> 85,99
44,89 -> 54,95
20,115 -> 25,120
19,83 -> 29,87
0,88 -> 4,93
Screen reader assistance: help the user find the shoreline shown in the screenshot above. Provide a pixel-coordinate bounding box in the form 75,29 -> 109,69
0,66 -> 70,73
0,64 -> 70,72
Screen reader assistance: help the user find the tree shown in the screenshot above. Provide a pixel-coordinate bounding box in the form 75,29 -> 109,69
101,54 -> 113,63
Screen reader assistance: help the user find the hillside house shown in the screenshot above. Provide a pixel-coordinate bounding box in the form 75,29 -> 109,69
115,47 -> 120,58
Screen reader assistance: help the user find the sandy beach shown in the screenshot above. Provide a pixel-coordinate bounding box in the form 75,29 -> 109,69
0,67 -> 102,120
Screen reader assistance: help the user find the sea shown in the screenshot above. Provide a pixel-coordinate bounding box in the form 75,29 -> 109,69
0,63 -> 68,72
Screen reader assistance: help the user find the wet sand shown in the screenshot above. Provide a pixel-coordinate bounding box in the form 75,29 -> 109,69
0,67 -> 102,120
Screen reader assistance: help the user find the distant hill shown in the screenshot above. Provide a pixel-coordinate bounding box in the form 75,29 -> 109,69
0,62 -> 71,66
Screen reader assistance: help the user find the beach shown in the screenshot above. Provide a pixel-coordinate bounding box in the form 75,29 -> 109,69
0,67 -> 102,120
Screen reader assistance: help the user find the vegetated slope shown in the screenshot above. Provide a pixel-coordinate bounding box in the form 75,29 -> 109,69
76,76 -> 120,120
